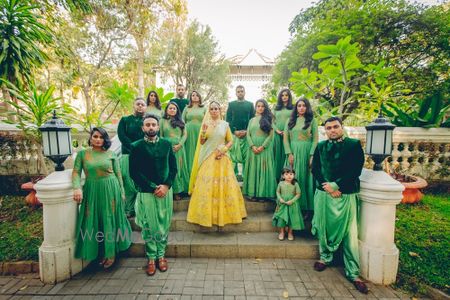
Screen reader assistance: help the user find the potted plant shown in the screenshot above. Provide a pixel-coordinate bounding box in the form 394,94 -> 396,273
388,162 -> 428,204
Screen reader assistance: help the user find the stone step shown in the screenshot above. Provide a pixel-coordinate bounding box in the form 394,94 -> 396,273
173,198 -> 276,213
127,231 -> 319,259
130,211 -> 281,233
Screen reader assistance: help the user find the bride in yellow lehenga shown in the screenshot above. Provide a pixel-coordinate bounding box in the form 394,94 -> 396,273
187,101 -> 247,227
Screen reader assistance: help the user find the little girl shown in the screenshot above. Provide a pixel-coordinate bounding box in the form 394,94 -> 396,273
272,167 -> 304,240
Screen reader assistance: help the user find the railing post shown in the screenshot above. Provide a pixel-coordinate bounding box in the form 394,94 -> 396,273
35,169 -> 88,284
358,168 -> 404,285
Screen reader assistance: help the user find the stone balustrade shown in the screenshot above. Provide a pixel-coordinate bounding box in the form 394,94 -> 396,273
1,122 -> 449,180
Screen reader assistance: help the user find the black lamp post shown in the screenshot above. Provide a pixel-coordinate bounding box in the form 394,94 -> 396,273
365,113 -> 396,171
39,111 -> 72,171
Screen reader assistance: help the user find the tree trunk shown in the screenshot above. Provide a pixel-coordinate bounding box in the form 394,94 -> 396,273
82,85 -> 92,116
136,36 -> 145,98
1,87 -> 15,121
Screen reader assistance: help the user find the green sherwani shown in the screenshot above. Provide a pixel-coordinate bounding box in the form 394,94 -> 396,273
226,99 -> 255,171
129,137 -> 177,260
117,114 -> 144,215
273,107 -> 292,178
272,181 -> 304,230
182,106 -> 206,176
170,98 -> 189,113
242,116 -> 276,198
160,118 -> 189,194
311,137 -> 364,281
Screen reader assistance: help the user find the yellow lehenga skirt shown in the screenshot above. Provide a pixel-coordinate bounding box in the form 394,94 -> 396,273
186,154 -> 247,227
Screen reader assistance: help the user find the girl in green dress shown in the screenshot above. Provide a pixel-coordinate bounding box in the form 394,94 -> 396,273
284,98 -> 319,215
272,167 -> 304,241
273,89 -> 294,179
243,99 -> 277,201
160,102 -> 189,200
72,128 -> 132,269
146,90 -> 163,117
182,90 -> 206,176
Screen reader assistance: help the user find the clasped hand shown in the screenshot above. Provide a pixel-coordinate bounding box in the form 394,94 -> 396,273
252,145 -> 264,154
322,182 -> 341,198
154,184 -> 169,198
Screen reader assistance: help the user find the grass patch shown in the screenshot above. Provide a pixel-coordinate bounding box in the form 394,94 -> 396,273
395,193 -> 449,295
0,195 -> 43,261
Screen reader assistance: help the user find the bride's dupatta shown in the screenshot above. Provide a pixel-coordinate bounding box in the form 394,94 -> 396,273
188,112 -> 228,194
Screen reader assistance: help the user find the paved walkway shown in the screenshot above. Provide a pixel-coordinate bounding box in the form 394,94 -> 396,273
0,258 -> 413,300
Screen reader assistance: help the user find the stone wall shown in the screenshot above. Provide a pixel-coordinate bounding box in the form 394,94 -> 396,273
1,122 -> 448,180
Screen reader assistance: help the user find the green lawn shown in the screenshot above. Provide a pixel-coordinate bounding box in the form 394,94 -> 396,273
0,195 -> 43,261
395,193 -> 450,295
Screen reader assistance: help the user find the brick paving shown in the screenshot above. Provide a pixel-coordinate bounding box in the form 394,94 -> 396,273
0,258 -> 415,299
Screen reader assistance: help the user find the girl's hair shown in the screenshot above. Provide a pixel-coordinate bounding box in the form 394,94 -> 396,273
255,99 -> 273,134
188,90 -> 204,108
88,127 -> 111,150
288,97 -> 314,130
163,102 -> 185,130
275,88 -> 294,111
146,90 -> 162,110
280,167 -> 297,184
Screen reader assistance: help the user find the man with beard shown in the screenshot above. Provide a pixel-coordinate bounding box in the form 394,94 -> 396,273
117,97 -> 146,217
311,116 -> 369,294
129,114 -> 177,276
170,84 -> 189,113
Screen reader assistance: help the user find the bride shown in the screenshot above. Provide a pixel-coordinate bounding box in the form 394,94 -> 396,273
187,101 -> 247,227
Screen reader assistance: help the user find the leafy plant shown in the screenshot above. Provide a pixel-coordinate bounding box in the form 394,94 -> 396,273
382,91 -> 450,128
100,80 -> 136,121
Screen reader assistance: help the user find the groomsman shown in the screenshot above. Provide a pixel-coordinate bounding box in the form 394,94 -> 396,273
226,85 -> 255,179
170,84 -> 189,113
129,114 -> 177,276
311,116 -> 368,294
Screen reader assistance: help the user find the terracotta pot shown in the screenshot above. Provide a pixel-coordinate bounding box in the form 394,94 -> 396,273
393,175 -> 428,204
21,181 -> 42,207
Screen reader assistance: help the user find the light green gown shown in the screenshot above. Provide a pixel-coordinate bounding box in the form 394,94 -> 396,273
272,181 -> 304,230
182,105 -> 206,176
273,107 -> 292,179
72,149 -> 132,261
242,116 -> 277,198
160,118 -> 189,194
284,117 -> 318,211
146,106 -> 163,118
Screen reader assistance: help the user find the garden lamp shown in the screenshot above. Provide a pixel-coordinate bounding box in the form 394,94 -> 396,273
39,110 -> 72,171
365,112 -> 396,171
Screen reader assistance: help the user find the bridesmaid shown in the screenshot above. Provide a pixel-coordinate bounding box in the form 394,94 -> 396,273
72,127 -> 132,269
160,102 -> 189,200
182,90 -> 206,176
243,99 -> 277,201
273,89 -> 294,179
284,98 -> 318,215
146,90 -> 163,117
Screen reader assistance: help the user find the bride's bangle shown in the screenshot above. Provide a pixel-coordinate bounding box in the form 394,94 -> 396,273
201,131 -> 207,139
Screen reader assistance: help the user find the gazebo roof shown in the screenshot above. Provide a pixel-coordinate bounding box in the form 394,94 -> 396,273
228,49 -> 274,66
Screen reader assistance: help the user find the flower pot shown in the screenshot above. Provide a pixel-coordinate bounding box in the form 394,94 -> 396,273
391,174 -> 428,204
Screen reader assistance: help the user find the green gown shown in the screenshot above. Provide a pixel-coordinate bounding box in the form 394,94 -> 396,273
182,105 -> 206,176
242,116 -> 277,198
72,149 -> 132,261
160,118 -> 189,194
272,181 -> 304,230
283,117 -> 318,211
273,107 -> 292,179
129,137 -> 177,260
226,99 -> 255,167
170,98 -> 189,113
146,106 -> 163,118
117,114 -> 144,215
311,137 -> 365,281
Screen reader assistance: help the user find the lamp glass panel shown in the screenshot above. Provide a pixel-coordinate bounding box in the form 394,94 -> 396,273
42,131 -> 50,156
371,130 -> 386,155
384,129 -> 393,155
365,130 -> 373,154
48,131 -> 59,156
58,131 -> 72,155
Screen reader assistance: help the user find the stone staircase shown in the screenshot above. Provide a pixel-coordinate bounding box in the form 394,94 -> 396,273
127,198 -> 319,259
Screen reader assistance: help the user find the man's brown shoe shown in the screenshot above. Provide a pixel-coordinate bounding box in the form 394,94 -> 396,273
146,260 -> 156,276
158,257 -> 168,272
313,261 -> 327,272
353,280 -> 369,294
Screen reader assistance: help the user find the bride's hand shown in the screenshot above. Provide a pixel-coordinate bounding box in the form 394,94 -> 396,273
202,123 -> 208,132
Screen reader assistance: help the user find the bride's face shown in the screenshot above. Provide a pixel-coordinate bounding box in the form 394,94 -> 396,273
209,104 -> 220,118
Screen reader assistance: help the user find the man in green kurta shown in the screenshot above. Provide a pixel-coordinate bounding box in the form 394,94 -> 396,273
170,84 -> 189,113
226,85 -> 255,179
117,97 -> 146,217
311,116 -> 368,294
129,114 -> 177,276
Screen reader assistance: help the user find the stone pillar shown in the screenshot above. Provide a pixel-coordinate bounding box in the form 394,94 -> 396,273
35,169 -> 87,284
358,168 -> 404,285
